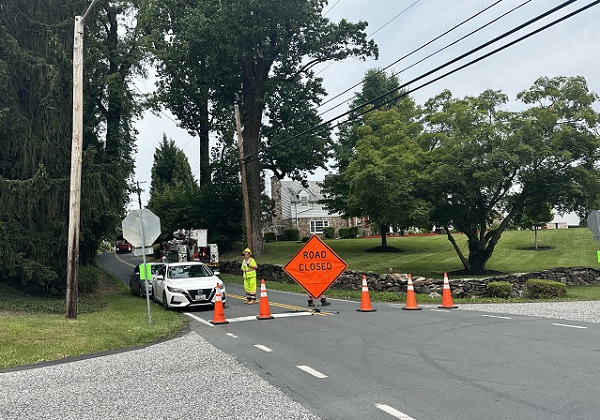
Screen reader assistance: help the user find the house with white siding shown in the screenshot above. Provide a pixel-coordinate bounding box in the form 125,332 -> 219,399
269,176 -> 349,238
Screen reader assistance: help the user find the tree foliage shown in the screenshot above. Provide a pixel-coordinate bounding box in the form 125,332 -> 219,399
322,69 -> 406,246
325,76 -> 600,274
0,1 -> 144,293
421,77 -> 600,273
139,0 -> 378,254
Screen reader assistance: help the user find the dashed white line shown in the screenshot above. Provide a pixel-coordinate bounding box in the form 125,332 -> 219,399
254,344 -> 273,352
375,404 -> 417,419
226,333 -> 238,338
297,365 -> 328,378
552,323 -> 587,329
482,314 -> 512,320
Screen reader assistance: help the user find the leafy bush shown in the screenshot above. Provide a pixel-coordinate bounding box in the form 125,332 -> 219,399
283,228 -> 300,241
264,232 -> 276,242
323,226 -> 336,239
487,281 -> 512,299
338,226 -> 359,239
526,279 -> 566,299
213,234 -> 235,253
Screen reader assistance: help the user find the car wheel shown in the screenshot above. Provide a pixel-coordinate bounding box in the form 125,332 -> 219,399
162,292 -> 169,310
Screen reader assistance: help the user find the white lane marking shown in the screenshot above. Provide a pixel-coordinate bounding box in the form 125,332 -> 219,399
227,315 -> 258,323
254,344 -> 273,352
272,312 -> 314,318
184,312 -> 214,326
375,404 -> 417,419
186,311 -> 313,325
226,333 -> 238,338
552,323 -> 587,329
297,365 -> 328,378
430,309 -> 451,313
482,314 -> 512,320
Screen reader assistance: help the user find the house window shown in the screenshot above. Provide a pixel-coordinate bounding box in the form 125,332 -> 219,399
310,220 -> 329,234
300,196 -> 308,207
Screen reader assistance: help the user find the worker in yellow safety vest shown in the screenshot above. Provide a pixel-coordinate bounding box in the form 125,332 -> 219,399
241,248 -> 257,304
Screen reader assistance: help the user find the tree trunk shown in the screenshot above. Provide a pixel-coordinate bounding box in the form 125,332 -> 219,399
199,95 -> 210,187
380,224 -> 388,248
240,59 -> 268,255
444,227 -> 471,271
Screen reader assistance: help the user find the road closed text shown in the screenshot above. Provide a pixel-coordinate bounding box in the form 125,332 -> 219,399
299,250 -> 333,271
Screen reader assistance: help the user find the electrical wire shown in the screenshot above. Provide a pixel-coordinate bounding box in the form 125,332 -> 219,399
240,0 -> 598,167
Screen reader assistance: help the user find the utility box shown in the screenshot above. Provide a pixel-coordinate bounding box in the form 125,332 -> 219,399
189,229 -> 208,247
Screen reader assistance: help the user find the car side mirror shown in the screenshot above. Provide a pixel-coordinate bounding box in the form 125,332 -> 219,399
156,275 -> 164,281
213,271 -> 220,276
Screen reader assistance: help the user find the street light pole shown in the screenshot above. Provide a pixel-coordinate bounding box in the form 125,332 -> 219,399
66,0 -> 100,319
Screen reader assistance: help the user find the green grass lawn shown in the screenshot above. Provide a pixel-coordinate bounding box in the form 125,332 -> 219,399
0,271 -> 186,370
222,228 -> 599,278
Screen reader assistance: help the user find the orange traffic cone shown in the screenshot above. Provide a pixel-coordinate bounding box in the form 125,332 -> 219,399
256,279 -> 274,320
402,274 -> 422,310
439,273 -> 458,309
210,283 -> 229,324
357,275 -> 376,312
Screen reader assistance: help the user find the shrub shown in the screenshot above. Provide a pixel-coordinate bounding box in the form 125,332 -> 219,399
283,228 -> 300,241
301,236 -> 310,242
526,279 -> 566,299
487,281 -> 512,299
323,226 -> 336,239
338,226 -> 359,239
264,232 -> 276,242
213,234 -> 235,253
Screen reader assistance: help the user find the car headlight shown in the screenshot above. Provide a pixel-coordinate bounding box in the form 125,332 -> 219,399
167,286 -> 185,293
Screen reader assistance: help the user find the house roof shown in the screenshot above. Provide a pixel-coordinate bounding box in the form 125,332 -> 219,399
280,180 -> 325,202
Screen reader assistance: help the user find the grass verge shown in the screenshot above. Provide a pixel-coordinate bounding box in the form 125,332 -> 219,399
0,268 -> 187,370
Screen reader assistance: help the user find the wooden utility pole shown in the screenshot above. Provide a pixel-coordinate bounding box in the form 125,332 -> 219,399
66,0 -> 100,319
234,104 -> 253,252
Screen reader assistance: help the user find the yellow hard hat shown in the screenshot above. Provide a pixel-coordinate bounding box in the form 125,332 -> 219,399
242,248 -> 252,255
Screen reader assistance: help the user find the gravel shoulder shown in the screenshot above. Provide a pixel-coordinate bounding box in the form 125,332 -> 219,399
457,300 -> 600,324
0,331 -> 320,420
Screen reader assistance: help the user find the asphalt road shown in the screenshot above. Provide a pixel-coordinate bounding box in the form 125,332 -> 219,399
2,252 -> 600,420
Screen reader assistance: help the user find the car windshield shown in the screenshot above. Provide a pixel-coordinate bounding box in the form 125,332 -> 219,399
168,264 -> 213,279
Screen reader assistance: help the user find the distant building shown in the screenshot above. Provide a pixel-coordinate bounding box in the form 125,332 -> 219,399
269,176 -> 349,238
545,221 -> 569,230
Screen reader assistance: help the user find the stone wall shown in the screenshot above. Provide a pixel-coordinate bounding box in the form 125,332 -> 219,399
218,261 -> 600,298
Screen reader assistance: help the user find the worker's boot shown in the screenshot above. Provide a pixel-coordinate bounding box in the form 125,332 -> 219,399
320,298 -> 331,306
307,299 -> 315,307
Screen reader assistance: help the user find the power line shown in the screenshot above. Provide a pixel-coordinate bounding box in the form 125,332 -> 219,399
318,0 -> 511,116
241,0 -> 598,167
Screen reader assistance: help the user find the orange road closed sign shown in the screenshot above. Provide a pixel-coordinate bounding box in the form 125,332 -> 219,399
283,235 -> 348,299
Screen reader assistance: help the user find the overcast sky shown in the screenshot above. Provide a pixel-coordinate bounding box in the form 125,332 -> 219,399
131,0 -> 600,223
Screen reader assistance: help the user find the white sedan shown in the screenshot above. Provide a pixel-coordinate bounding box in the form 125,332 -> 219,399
153,261 -> 226,309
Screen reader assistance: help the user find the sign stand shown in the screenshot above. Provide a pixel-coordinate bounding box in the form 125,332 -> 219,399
122,208 -> 162,326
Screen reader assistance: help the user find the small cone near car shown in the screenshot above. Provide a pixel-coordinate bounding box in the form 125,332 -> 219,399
438,273 -> 458,309
402,274 -> 422,310
211,283 -> 229,324
257,279 -> 274,320
357,275 -> 376,312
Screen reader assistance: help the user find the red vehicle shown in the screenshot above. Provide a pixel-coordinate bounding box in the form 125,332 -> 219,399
116,239 -> 132,254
